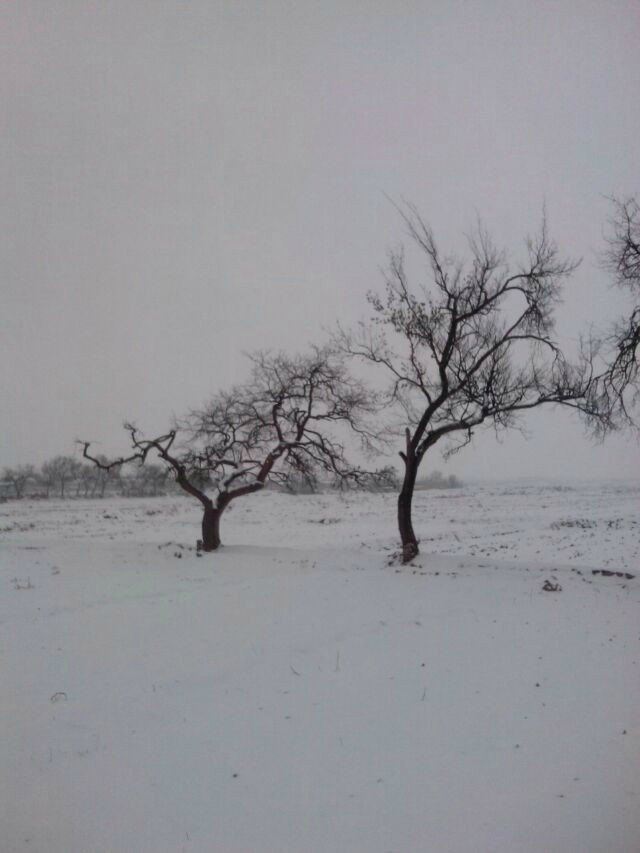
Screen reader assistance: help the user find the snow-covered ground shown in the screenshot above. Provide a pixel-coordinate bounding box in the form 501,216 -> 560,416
1,482 -> 639,853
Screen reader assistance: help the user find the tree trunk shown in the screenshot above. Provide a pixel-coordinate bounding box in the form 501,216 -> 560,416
398,458 -> 419,563
201,503 -> 222,551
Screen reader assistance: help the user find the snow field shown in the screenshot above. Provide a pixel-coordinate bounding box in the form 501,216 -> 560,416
1,482 -> 638,852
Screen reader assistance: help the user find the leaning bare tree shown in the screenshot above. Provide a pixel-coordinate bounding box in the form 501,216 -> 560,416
83,347 -> 386,551
339,205 -> 597,562
587,196 -> 640,431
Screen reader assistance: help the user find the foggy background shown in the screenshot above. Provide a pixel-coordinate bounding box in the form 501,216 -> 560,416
2,0 -> 639,481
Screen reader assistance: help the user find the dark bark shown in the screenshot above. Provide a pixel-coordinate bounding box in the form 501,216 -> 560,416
398,455 -> 419,563
201,502 -> 222,551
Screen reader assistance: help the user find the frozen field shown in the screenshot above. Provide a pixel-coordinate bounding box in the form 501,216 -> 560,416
1,481 -> 639,853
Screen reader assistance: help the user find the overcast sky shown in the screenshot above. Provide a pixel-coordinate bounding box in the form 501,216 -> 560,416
2,0 -> 639,480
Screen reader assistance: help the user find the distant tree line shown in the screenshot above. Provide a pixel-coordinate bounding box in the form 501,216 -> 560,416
1,454 -> 397,504
1,457 -> 174,501
415,471 -> 462,490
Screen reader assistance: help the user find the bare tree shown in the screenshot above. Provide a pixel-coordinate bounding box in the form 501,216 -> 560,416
35,466 -> 55,498
339,205 -> 597,562
83,347 -> 385,551
1,465 -> 35,499
588,196 -> 640,430
127,464 -> 170,497
75,464 -> 93,498
93,455 -> 120,498
71,460 -> 118,498
40,456 -> 83,499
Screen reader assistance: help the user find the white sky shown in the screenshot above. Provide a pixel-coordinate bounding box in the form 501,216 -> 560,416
2,0 -> 639,480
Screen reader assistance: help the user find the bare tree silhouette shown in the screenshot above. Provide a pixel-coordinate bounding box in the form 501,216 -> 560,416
339,204 -> 598,562
40,456 -> 82,499
1,465 -> 35,499
83,347 -> 388,551
587,196 -> 640,432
